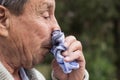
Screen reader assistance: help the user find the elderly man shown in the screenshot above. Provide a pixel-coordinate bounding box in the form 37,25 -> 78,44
0,0 -> 89,80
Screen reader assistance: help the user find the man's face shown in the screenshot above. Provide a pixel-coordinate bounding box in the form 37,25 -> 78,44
8,0 -> 60,68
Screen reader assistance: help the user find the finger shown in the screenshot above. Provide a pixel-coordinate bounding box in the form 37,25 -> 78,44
68,40 -> 82,53
62,40 -> 82,57
64,36 -> 76,48
62,51 -> 69,57
64,50 -> 84,62
62,36 -> 76,56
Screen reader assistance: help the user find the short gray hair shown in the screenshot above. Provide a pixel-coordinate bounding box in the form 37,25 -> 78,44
0,0 -> 28,15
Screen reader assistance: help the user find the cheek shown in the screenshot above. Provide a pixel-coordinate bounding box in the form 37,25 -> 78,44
10,18 -> 52,64
30,21 -> 52,40
9,26 -> 41,58
22,25 -> 51,63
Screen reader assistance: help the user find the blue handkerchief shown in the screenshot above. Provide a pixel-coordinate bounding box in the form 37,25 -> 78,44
19,68 -> 29,80
51,30 -> 79,74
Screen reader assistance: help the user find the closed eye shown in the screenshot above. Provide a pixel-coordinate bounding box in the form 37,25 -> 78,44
42,11 -> 50,19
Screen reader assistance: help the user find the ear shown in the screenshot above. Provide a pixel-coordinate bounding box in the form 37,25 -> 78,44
0,5 -> 9,37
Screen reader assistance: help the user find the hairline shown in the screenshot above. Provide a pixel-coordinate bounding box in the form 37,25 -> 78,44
0,0 -> 28,16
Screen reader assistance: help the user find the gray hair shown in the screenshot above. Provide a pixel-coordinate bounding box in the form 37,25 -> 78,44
0,0 -> 28,15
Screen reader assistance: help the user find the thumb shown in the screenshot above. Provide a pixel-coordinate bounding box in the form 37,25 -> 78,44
52,59 -> 68,80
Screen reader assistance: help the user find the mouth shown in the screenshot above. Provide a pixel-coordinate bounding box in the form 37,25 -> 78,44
42,40 -> 52,50
43,45 -> 52,50
40,38 -> 53,52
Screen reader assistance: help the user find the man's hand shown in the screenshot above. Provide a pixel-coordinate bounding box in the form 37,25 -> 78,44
52,36 -> 86,80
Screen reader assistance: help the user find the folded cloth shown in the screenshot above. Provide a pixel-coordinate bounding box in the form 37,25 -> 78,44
51,30 -> 79,74
19,67 -> 29,80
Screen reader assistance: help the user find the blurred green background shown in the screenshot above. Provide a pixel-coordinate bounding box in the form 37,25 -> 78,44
35,0 -> 120,80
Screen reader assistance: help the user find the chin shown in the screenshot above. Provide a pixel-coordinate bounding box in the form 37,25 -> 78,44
31,47 -> 50,66
33,53 -> 46,65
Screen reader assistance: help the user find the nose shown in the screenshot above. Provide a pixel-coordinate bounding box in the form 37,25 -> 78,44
50,15 -> 61,32
51,19 -> 61,31
52,24 -> 61,31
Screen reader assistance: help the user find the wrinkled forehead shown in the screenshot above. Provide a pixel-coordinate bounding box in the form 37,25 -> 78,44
42,0 -> 55,5
21,0 -> 55,16
25,0 -> 55,14
29,0 -> 55,8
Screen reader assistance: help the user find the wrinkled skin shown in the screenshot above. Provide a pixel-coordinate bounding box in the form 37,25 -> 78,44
0,0 -> 85,80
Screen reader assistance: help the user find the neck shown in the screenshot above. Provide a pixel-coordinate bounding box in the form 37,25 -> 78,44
1,61 -> 21,80
0,53 -> 21,80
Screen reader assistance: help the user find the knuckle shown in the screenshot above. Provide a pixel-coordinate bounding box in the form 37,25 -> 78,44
76,41 -> 82,50
68,35 -> 76,40
75,50 -> 81,56
77,41 -> 82,46
76,41 -> 81,45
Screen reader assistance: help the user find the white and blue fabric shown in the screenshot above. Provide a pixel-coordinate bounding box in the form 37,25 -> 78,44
51,30 -> 79,74
19,67 -> 29,80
